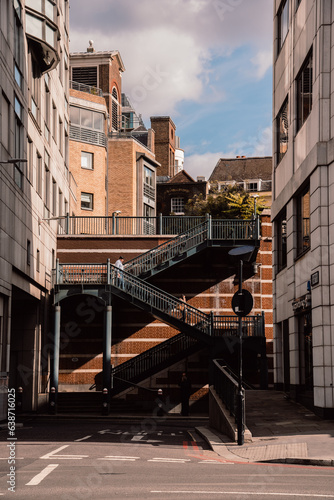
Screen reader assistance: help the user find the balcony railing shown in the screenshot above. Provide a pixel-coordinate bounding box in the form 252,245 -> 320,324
57,214 -> 260,238
70,80 -> 103,97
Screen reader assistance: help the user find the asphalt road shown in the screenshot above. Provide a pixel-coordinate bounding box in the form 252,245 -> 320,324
1,418 -> 334,499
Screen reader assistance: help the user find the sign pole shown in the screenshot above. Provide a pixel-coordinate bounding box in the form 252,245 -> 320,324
237,259 -> 245,446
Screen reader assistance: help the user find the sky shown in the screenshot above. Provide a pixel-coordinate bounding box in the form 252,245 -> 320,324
69,0 -> 273,180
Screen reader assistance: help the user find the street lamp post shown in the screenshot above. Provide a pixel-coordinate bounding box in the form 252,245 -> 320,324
0,158 -> 27,165
229,245 -> 255,446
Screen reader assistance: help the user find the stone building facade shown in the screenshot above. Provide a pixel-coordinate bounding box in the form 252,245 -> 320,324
272,0 -> 334,417
0,0 -> 70,419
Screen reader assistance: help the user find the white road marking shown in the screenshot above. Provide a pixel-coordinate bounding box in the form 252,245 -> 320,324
198,460 -> 229,464
148,458 -> 191,463
40,445 -> 88,460
131,435 -> 144,441
98,429 -> 122,435
26,464 -> 59,486
75,435 -> 92,442
98,455 -> 140,461
151,492 -> 334,497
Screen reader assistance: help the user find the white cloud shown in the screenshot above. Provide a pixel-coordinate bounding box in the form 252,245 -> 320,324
184,125 -> 272,179
251,50 -> 272,80
69,0 -> 273,117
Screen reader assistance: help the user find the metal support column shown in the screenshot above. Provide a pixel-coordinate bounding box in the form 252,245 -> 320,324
50,305 -> 61,414
102,305 -> 112,414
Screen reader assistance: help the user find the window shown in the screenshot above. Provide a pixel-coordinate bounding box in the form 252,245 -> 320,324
36,249 -> 40,272
144,204 -> 154,234
28,137 -> 33,183
45,81 -> 50,142
14,97 -> 23,189
37,152 -> 42,196
2,94 -> 10,152
276,98 -> 289,165
248,182 -> 259,192
52,178 -> 57,215
59,118 -> 63,154
81,192 -> 93,210
81,151 -> 93,170
52,102 -> 57,141
15,64 -> 23,89
112,87 -> 119,130
27,240 -> 31,266
44,152 -> 50,211
14,3 -> 23,68
296,187 -> 310,256
144,166 -> 155,200
276,208 -> 287,272
297,51 -> 313,132
70,106 -> 103,131
278,0 -> 289,53
29,55 -> 40,123
171,197 -> 185,214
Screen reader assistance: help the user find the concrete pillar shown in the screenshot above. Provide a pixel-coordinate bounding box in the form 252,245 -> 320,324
50,305 -> 61,413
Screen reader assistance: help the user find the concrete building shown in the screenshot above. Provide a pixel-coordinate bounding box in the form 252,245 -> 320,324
0,0 -> 70,419
69,45 -> 159,222
69,83 -> 108,216
272,0 -> 334,417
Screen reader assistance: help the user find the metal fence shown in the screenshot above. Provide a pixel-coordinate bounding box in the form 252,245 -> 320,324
57,214 -> 260,238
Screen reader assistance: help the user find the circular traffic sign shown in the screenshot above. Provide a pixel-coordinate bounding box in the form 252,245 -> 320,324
232,289 -> 253,316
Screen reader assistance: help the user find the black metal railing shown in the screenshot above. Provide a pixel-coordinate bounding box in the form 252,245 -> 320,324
55,260 -> 265,341
111,332 -> 200,391
57,214 -> 260,238
212,359 -> 240,418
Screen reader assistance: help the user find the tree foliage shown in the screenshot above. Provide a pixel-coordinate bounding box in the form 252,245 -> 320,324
184,185 -> 265,219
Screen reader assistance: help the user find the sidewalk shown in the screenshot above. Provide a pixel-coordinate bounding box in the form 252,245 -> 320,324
197,390 -> 334,466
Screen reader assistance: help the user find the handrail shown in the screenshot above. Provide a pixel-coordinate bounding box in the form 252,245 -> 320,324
124,218 -> 258,277
111,332 -> 199,391
212,359 -> 239,417
109,264 -> 211,336
124,221 -> 208,276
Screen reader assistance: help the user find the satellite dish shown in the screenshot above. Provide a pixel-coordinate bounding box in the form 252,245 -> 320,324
228,245 -> 255,257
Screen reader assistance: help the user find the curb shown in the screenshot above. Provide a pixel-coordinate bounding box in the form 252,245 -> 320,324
195,426 -> 334,467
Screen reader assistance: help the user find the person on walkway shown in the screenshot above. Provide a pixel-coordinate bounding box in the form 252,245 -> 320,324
179,294 -> 187,321
179,372 -> 191,416
115,256 -> 124,289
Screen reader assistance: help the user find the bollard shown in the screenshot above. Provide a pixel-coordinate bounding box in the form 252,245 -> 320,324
17,387 -> 23,413
102,387 -> 109,415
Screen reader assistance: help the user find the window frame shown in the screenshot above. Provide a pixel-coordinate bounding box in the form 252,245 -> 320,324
296,186 -> 310,257
81,151 -> 94,170
278,0 -> 289,54
296,49 -> 313,133
276,98 -> 289,166
276,207 -> 287,272
171,197 -> 185,215
81,192 -> 93,211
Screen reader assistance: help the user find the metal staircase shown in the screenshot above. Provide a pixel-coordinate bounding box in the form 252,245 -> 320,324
124,217 -> 259,278
53,217 -> 264,405
111,332 -> 205,396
